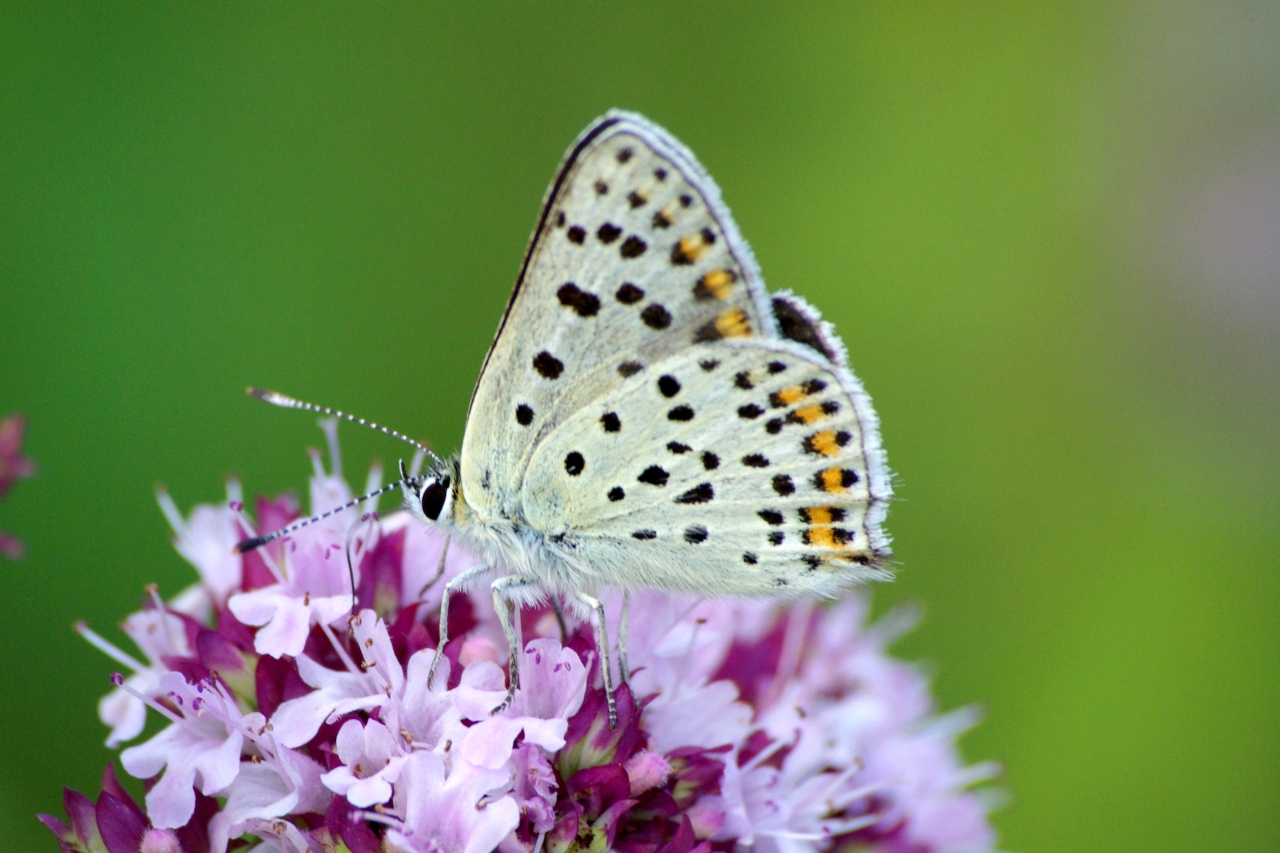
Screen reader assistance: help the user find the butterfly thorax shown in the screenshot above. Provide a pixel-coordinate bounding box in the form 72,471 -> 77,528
404,453 -> 596,596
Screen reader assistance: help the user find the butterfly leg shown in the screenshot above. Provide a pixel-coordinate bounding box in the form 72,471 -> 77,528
490,575 -> 540,716
427,560 -> 489,689
574,591 -> 617,729
618,590 -> 631,688
549,595 -> 569,642
417,535 -> 450,598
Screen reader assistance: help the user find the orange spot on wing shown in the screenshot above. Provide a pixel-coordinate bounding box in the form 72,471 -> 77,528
715,308 -> 752,338
803,506 -> 836,525
805,430 -> 842,456
818,466 -> 847,493
677,235 -> 707,262
790,404 -> 826,424
694,269 -> 736,300
804,527 -> 838,548
773,386 -> 806,407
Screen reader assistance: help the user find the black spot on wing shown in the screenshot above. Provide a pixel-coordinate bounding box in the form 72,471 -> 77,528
641,304 -> 672,329
564,452 -> 585,476
618,360 -> 643,377
557,283 -> 600,317
608,486 -> 625,502
532,351 -> 564,379
515,404 -> 533,426
637,466 -> 669,487
567,226 -> 586,244
684,525 -> 709,544
600,412 -> 621,433
658,375 -> 681,397
597,223 -> 621,244
667,405 -> 694,421
674,483 -> 714,504
616,283 -> 644,304
619,236 -> 647,258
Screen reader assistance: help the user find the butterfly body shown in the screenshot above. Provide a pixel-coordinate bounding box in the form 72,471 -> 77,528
396,111 -> 891,721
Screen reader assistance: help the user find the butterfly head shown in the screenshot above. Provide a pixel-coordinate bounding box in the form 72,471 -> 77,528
403,454 -> 462,527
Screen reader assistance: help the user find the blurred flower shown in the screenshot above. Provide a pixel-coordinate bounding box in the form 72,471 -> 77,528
0,413 -> 35,559
47,422 -> 999,852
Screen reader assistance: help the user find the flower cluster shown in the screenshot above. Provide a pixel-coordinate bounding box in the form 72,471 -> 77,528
0,413 -> 35,559
44,423 -> 998,852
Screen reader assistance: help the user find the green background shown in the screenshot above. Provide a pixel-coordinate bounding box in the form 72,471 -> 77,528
2,4 -> 1277,850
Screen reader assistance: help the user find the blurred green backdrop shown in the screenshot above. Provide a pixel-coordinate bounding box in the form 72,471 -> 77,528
2,3 -> 1277,850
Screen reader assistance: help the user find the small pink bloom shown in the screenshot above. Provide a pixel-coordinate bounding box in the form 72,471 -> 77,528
0,413 -> 35,559
384,751 -> 520,853
320,719 -> 409,807
207,747 -> 328,853
120,673 -> 246,829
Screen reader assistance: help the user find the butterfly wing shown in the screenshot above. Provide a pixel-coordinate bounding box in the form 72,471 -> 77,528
460,111 -> 776,522
521,336 -> 892,598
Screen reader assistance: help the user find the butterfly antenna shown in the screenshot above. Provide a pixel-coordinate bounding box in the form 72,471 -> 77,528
246,387 -> 442,465
235,477 -> 413,554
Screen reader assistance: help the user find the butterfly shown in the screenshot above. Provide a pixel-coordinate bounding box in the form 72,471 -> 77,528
247,111 -> 892,727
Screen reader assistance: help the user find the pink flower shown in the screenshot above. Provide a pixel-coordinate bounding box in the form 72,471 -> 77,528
51,423 -> 999,853
119,673 -> 247,829
383,751 -> 520,853
0,413 -> 35,559
320,719 -> 410,807
207,746 -> 328,853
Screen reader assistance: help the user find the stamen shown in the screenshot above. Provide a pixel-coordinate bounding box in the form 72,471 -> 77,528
768,601 -> 813,707
362,463 -> 384,514
145,585 -> 180,652
155,487 -> 187,538
954,760 -> 1002,788
308,446 -> 326,481
76,622 -> 147,672
354,810 -> 401,828
231,505 -> 287,584
225,478 -> 243,514
319,620 -> 362,676
320,417 -> 342,479
110,673 -> 184,726
408,447 -> 426,480
742,735 -> 787,772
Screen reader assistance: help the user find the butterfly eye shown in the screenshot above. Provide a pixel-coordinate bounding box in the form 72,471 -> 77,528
419,477 -> 450,521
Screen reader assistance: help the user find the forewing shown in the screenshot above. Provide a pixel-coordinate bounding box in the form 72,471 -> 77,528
460,112 -> 775,520
521,339 -> 892,598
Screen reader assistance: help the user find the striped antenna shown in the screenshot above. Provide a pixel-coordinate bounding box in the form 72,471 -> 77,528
246,387 -> 441,465
235,477 -> 412,553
